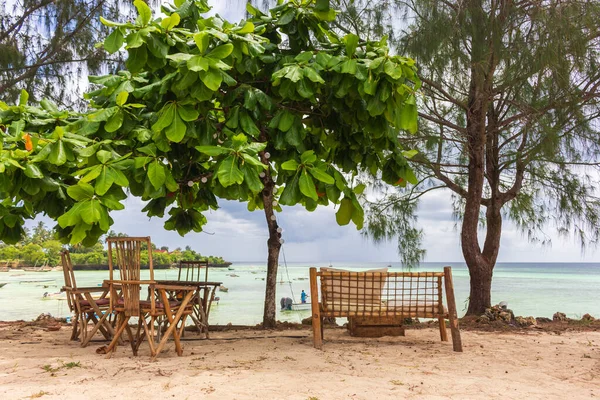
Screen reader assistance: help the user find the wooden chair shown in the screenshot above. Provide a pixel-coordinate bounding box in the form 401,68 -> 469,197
309,266 -> 462,352
103,237 -> 196,360
60,250 -> 115,347
176,260 -> 215,338
178,260 -> 209,282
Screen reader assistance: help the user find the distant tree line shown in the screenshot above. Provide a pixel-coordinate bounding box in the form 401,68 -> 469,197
0,223 -> 227,266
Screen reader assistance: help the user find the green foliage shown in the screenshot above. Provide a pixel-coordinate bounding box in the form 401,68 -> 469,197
0,0 -> 419,247
0,0 -> 137,107
355,1 -> 600,273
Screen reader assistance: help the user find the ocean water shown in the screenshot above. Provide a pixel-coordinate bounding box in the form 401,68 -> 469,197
0,262 -> 599,324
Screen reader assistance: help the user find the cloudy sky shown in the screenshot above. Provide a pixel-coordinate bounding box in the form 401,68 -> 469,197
27,0 -> 599,264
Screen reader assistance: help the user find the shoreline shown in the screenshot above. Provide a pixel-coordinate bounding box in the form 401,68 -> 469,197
0,320 -> 599,399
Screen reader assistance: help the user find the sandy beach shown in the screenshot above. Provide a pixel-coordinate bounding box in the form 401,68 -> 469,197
0,321 -> 599,400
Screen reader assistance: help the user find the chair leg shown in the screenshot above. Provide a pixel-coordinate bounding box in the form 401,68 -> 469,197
79,312 -> 89,347
124,322 -> 137,356
106,314 -> 129,358
70,312 -> 79,341
153,291 -> 194,360
438,317 -> 448,342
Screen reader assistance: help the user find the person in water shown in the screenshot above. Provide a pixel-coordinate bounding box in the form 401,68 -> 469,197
300,290 -> 308,304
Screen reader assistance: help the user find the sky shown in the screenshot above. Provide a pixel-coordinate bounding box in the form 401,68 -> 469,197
24,0 -> 600,264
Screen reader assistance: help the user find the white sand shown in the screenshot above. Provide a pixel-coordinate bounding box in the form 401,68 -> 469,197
0,323 -> 599,399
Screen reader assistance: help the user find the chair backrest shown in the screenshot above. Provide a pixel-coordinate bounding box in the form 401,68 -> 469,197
60,250 -> 76,312
315,268 -> 446,318
107,237 -> 153,317
178,260 -> 209,282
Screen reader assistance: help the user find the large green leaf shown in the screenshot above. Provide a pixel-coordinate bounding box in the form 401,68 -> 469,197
277,9 -> 296,26
195,146 -> 231,156
152,103 -> 175,131
241,153 -> 266,168
80,200 -> 102,225
398,96 -> 418,134
194,32 -> 209,53
126,46 -> 148,73
299,170 -> 318,201
278,111 -> 295,132
148,160 -> 166,190
165,112 -> 186,142
335,198 -> 353,225
279,172 -> 301,206
281,160 -> 299,171
48,141 -> 67,165
200,68 -> 223,91
284,65 -> 303,82
343,34 -> 359,57
239,112 -> 260,137
104,110 -> 124,132
24,164 -> 43,179
134,0 -> 152,25
315,0 -> 330,11
217,155 -> 244,187
206,43 -> 234,60
384,60 -> 403,80
308,167 -> 335,184
160,13 -> 180,31
95,166 -> 114,196
187,56 -> 209,72
67,183 -> 95,201
104,29 -> 124,54
303,67 -> 325,84
242,165 -> 263,192
178,106 -> 199,122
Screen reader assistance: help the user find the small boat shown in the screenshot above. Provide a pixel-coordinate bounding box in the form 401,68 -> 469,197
291,303 -> 311,311
0,283 -> 7,288
18,279 -> 56,284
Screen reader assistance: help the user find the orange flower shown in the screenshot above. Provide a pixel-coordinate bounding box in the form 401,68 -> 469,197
23,133 -> 33,151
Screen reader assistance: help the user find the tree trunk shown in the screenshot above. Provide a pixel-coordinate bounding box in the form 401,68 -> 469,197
260,165 -> 281,329
465,262 -> 493,315
461,0 -> 498,316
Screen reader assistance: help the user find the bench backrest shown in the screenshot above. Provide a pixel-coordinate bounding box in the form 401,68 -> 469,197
312,268 -> 448,319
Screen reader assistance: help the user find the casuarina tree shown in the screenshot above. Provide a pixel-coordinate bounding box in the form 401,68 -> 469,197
338,0 -> 600,315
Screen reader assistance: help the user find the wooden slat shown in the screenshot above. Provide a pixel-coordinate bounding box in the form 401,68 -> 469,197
444,266 -> 463,352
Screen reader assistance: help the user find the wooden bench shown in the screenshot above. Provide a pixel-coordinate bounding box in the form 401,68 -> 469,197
309,266 -> 462,352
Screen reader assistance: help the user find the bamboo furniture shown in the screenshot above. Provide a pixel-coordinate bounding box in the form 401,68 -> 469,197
309,266 -> 462,352
60,250 -> 115,347
168,260 -> 221,338
103,237 -> 196,360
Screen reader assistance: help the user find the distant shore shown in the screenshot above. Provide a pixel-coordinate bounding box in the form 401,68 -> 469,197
0,262 -> 233,272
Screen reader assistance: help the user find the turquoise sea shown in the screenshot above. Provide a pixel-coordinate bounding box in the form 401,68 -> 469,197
0,262 -> 599,324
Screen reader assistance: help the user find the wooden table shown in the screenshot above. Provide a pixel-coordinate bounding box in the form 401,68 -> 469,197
155,280 -> 222,338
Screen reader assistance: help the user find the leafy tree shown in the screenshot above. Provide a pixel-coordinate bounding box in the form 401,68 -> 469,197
31,221 -> 52,244
0,0 -> 419,327
42,239 -> 63,265
337,0 -> 600,315
0,244 -> 19,261
0,0 -> 138,108
20,242 -> 45,262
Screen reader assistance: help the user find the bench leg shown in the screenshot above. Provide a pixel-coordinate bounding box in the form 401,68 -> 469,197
438,317 -> 448,342
312,313 -> 323,349
309,268 -> 323,349
444,267 -> 463,352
